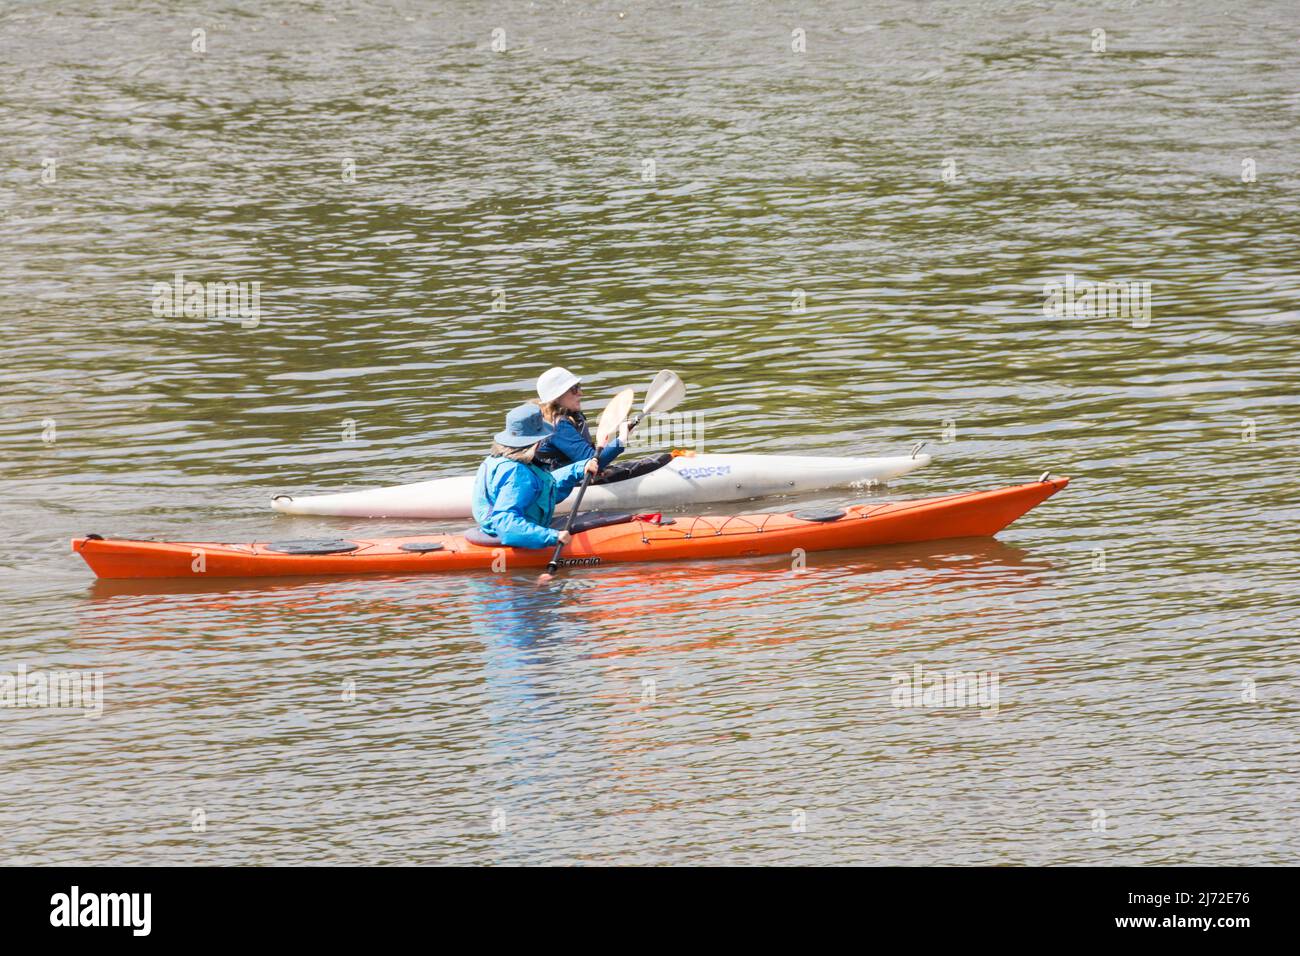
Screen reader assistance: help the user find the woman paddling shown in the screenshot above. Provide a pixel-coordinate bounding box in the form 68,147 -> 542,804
533,366 -> 671,483
471,403 -> 599,549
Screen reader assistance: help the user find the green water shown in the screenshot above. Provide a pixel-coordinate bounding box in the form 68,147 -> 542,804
1,0 -> 1297,864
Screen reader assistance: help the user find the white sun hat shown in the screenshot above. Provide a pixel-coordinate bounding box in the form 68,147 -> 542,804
537,366 -> 581,404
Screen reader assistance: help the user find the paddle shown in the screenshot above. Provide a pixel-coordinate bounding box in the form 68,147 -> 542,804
623,369 -> 686,438
539,386 -> 634,581
539,370 -> 686,581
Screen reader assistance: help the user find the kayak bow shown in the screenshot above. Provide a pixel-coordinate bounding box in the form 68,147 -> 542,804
73,478 -> 1068,580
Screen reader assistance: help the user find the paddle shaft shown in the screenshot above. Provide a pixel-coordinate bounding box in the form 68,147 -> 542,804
544,460 -> 597,575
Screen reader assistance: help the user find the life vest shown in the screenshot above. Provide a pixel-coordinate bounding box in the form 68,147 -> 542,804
533,410 -> 592,470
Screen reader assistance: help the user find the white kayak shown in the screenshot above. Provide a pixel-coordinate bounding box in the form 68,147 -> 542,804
271,451 -> 932,519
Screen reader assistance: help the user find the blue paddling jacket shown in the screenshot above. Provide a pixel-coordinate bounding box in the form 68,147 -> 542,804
471,455 -> 592,549
534,411 -> 624,471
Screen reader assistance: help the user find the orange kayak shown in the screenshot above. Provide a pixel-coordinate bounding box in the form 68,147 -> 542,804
71,478 -> 1068,580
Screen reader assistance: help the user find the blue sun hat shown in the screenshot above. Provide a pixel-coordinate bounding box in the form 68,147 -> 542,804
495,403 -> 555,448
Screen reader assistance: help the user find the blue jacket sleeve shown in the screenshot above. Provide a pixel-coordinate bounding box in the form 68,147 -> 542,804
488,466 -> 560,549
598,437 -> 624,468
551,458 -> 593,503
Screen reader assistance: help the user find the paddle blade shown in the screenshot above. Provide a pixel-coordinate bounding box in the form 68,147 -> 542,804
596,388 -> 635,446
642,370 -> 685,415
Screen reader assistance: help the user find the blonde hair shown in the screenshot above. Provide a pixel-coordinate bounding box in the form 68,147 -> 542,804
537,398 -> 561,424
490,441 -> 537,463
538,399 -> 578,425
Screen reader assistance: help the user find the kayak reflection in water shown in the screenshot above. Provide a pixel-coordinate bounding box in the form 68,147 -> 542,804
470,403 -> 599,550
532,366 -> 672,484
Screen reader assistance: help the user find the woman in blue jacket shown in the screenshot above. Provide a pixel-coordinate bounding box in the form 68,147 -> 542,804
471,403 -> 598,549
532,367 -> 671,482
